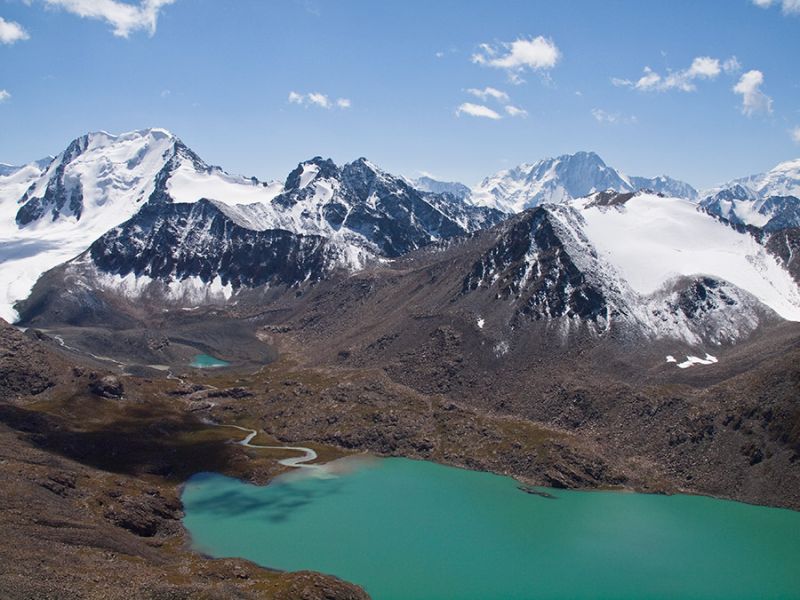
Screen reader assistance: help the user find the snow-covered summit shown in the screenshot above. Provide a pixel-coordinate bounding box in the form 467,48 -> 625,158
0,128 -> 285,321
724,158 -> 800,200
412,176 -> 472,201
701,158 -> 800,231
15,128 -> 181,227
629,174 -> 698,201
470,151 -> 696,213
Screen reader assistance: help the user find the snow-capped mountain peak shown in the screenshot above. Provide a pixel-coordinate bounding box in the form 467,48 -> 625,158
469,151 -> 696,213
16,128 -> 181,227
412,176 -> 472,201
285,157 -> 338,191
700,157 -> 800,232
743,158 -> 800,199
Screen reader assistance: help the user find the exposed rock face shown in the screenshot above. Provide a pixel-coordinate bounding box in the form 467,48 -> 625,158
271,156 -> 503,258
0,321 -> 59,398
584,190 -> 636,208
462,208 -> 607,322
89,375 -> 124,399
88,198 -> 357,291
15,135 -> 90,225
701,191 -> 800,233
766,228 -> 800,285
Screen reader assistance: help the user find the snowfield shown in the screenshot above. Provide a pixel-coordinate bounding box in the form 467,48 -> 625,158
167,163 -> 283,206
574,193 -> 800,322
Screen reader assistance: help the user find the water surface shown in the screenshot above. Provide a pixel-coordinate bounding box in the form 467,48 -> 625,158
182,457 -> 800,600
189,353 -> 230,368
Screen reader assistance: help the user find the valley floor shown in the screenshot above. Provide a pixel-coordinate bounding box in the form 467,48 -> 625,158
1,309 -> 799,598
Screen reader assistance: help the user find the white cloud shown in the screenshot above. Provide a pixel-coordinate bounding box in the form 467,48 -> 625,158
791,126 -> 800,143
722,56 -> 742,74
0,90 -> 10,102
288,91 -> 350,110
0,17 -> 29,44
591,108 -> 637,125
635,67 -> 664,91
160,89 -> 171,98
307,92 -> 330,108
43,0 -> 175,38
458,87 -> 525,119
614,55 -> 730,93
752,0 -> 800,14
733,70 -> 773,116
298,0 -> 321,16
466,86 -> 509,102
472,36 -> 560,83
0,17 -> 30,45
455,102 -> 502,120
504,105 -> 528,118
686,56 -> 721,78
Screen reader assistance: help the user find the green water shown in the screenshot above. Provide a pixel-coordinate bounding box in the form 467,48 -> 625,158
189,353 -> 230,368
182,458 -> 800,600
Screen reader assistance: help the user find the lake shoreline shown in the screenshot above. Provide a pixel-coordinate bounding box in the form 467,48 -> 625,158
181,457 -> 800,600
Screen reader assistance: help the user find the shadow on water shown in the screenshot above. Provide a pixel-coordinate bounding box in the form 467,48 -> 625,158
185,474 -> 347,524
517,484 -> 557,499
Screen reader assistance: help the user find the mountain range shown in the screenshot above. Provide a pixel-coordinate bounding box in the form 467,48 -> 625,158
3,127 -> 800,546
2,127 -> 800,355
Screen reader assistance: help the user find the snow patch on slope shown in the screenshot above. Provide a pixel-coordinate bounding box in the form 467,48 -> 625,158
575,193 -> 800,321
86,266 -> 236,305
298,163 -> 320,189
167,164 -> 283,206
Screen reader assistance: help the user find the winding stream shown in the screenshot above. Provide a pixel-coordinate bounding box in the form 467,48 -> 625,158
218,424 -> 326,472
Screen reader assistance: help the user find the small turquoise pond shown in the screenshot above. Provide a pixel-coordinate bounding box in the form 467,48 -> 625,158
189,353 -> 230,368
182,457 -> 800,600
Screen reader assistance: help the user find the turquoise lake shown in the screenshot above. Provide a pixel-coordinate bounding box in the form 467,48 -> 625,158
189,353 -> 230,368
182,457 -> 800,600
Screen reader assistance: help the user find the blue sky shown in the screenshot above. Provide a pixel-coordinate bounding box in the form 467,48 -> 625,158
1,0 -> 799,189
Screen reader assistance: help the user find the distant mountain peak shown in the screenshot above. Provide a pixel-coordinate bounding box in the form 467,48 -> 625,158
700,157 -> 800,232
285,157 -> 338,190
470,151 -> 697,212
413,176 -> 472,201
